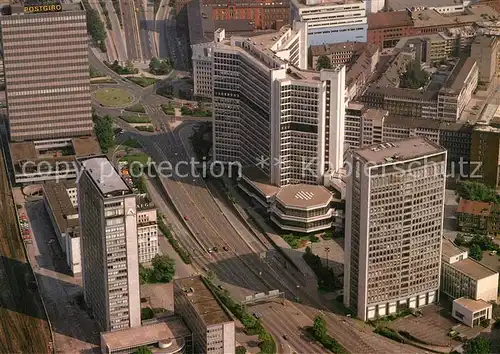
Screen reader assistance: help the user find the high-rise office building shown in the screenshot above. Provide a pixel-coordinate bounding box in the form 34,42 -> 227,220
77,155 -> 141,332
195,22 -> 346,187
344,137 -> 446,320
0,0 -> 93,142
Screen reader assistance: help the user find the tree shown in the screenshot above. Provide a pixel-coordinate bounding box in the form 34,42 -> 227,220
125,60 -> 138,74
151,254 -> 175,283
134,346 -> 153,354
93,114 -> 114,152
149,57 -> 172,75
84,2 -> 107,50
463,337 -> 491,354
139,264 -> 153,285
457,181 -> 499,203
312,315 -> 328,340
469,244 -> 483,261
399,60 -> 429,89
235,346 -> 246,354
455,233 -> 468,247
316,55 -> 332,71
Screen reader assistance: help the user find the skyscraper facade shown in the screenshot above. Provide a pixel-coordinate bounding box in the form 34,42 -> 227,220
77,156 -> 141,332
0,0 -> 93,142
344,138 -> 446,320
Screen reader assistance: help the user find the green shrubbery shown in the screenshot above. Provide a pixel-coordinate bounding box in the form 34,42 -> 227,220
308,315 -> 347,353
93,114 -> 114,152
303,247 -> 342,291
82,0 -> 107,52
157,215 -> 192,264
139,254 -> 175,284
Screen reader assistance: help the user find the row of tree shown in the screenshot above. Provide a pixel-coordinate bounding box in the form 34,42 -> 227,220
82,0 -> 107,52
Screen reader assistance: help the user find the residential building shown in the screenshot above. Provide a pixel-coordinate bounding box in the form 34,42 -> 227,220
136,197 -> 159,264
367,11 -> 416,48
441,238 -> 499,302
43,180 -> 81,275
456,199 -> 500,236
173,276 -> 235,354
470,123 -> 500,188
202,0 -> 290,30
471,35 -> 499,87
452,297 -> 492,327
0,0 -> 93,142
291,0 -> 368,45
310,41 -> 379,71
100,316 -> 193,354
361,57 -> 478,122
77,155 -> 141,332
344,137 -> 447,321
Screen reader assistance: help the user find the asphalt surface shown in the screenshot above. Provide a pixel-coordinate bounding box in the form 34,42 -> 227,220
120,0 -> 142,60
136,0 -> 155,60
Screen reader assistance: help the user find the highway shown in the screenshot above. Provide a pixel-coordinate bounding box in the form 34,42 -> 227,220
136,0 -> 155,60
120,0 -> 142,61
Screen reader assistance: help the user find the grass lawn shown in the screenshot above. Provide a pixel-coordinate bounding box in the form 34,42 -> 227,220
91,77 -> 116,84
121,137 -> 142,148
120,115 -> 151,123
93,88 -> 134,107
161,103 -> 175,115
90,66 -> 104,78
136,125 -> 155,132
125,103 -> 146,113
127,76 -> 160,87
120,153 -> 151,166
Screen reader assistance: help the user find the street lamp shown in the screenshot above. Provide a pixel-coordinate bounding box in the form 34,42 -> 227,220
325,247 -> 330,268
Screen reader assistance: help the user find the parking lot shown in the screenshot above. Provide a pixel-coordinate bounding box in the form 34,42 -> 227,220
24,198 -> 100,353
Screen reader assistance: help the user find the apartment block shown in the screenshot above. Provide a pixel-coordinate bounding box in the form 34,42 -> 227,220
361,57 -> 478,122
0,0 -> 93,142
441,238 -> 499,303
470,124 -> 500,188
456,199 -> 500,236
470,34 -> 499,86
77,156 -> 141,332
174,276 -> 235,354
135,197 -> 159,264
344,137 -> 446,321
291,0 -> 368,45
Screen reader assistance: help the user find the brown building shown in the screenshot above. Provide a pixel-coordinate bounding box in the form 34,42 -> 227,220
203,0 -> 289,29
470,126 -> 500,188
0,0 -> 93,142
456,199 -> 500,236
367,11 -> 416,48
471,35 -> 499,87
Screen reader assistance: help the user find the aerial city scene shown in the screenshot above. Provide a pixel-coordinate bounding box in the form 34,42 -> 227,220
3,0 -> 500,352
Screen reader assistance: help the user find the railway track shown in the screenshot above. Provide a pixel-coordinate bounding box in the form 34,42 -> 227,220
0,150 -> 51,353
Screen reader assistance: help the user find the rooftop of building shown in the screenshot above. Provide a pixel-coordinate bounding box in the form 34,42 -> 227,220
442,57 -> 476,93
187,0 -> 257,45
365,84 -> 439,101
441,238 -> 466,260
275,184 -> 333,210
363,108 -> 389,121
353,137 -> 446,165
7,0 -> 83,14
310,42 -> 366,57
450,257 -> 498,280
291,0 -> 363,9
456,199 -> 492,216
101,316 -> 191,352
174,276 -> 232,326
345,45 -> 378,88
367,11 -> 413,29
43,180 -> 79,234
454,297 -> 492,312
472,33 -> 497,48
386,0 -> 463,11
78,155 -> 132,197
384,114 -> 441,129
411,5 -> 500,28
9,136 -> 101,167
241,166 -> 280,197
203,0 -> 289,7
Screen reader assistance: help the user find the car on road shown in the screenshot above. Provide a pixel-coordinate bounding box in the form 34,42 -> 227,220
207,248 -> 212,253
184,215 -> 189,221
212,247 -> 218,252
282,335 -> 288,340
253,312 -> 262,318
223,246 -> 229,251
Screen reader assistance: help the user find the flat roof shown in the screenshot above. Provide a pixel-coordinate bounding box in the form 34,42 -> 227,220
441,238 -> 465,260
451,257 -> 497,280
454,297 -> 492,312
43,181 -> 79,234
9,141 -> 37,163
367,11 -> 413,30
291,0 -> 363,9
174,276 -> 232,326
457,199 -> 492,216
353,137 -> 446,165
241,166 -> 280,197
78,156 -> 132,196
101,316 -> 191,351
384,115 -> 441,130
310,42 -> 366,57
442,57 -> 476,92
71,136 -> 101,157
275,184 -> 332,209
386,0 -> 459,11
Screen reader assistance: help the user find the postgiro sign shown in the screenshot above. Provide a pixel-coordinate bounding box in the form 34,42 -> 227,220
23,3 -> 62,13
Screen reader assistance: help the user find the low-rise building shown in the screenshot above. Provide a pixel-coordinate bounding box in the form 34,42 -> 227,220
367,11 -> 415,48
43,180 -> 81,275
136,197 -> 159,264
471,34 -> 499,87
100,316 -> 193,354
456,199 -> 500,236
452,297 -> 493,327
173,276 -> 235,354
441,239 -> 499,303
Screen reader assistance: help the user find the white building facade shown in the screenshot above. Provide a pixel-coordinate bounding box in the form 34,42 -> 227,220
290,0 -> 368,46
344,138 -> 447,321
